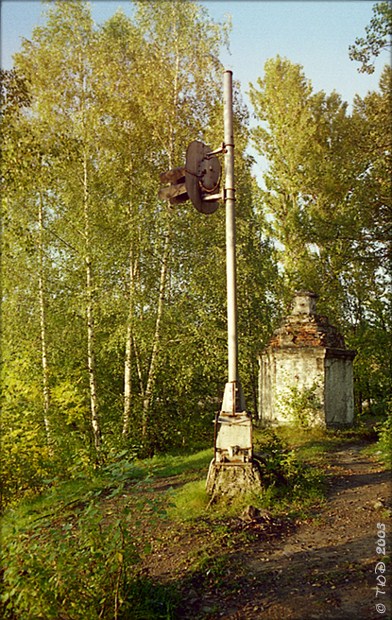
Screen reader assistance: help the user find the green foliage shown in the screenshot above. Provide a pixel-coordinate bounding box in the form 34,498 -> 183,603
2,0 -> 279,502
2,501 -> 134,618
2,2 -> 389,615
118,579 -> 179,620
0,468 -> 167,619
250,55 -> 391,421
278,382 -> 323,428
349,1 -> 392,73
145,448 -> 213,480
168,434 -> 325,522
1,361 -> 51,504
376,403 -> 392,466
254,430 -> 325,506
1,0 -> 389,535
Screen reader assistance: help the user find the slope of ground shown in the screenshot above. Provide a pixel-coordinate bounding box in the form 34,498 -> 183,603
1,433 -> 390,620
143,440 -> 391,620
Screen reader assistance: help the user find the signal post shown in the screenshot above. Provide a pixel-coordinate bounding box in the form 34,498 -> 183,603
159,71 -> 262,501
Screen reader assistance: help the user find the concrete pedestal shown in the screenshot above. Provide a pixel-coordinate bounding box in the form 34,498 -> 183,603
206,460 -> 262,503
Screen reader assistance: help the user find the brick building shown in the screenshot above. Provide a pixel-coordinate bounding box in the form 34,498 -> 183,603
258,291 -> 356,427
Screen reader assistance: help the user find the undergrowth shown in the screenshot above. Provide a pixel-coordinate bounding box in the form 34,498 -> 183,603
0,456 -> 169,620
1,424 -> 382,619
168,429 -> 326,523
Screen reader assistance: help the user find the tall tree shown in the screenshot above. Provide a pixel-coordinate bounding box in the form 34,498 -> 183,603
249,57 -> 319,286
119,0 -> 229,450
349,1 -> 392,73
14,1 -> 103,454
1,70 -> 58,498
2,0 -> 279,498
250,55 -> 392,414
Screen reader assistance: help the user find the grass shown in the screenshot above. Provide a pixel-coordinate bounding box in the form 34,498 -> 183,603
363,441 -> 392,468
4,423 -> 377,537
167,479 -> 209,520
144,448 -> 213,480
256,422 -> 380,463
170,427 -> 337,524
1,448 -> 212,524
2,424 -> 385,620
168,438 -> 327,524
163,422 -> 386,612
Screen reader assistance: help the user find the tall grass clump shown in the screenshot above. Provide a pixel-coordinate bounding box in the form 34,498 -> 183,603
253,429 -> 326,515
0,462 -> 166,620
377,405 -> 392,467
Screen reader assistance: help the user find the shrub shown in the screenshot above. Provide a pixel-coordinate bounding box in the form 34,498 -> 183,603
0,472 -> 166,619
254,429 -> 324,501
278,382 -> 322,428
377,403 -> 392,466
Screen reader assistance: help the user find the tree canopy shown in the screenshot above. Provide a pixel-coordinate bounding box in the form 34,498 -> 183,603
1,0 -> 278,502
1,0 -> 390,511
349,1 -> 392,73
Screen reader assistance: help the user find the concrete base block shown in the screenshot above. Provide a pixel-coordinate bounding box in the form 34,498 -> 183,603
206,460 -> 263,502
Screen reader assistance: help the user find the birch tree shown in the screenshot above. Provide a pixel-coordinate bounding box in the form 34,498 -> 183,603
14,1 -> 103,454
1,70 -> 57,496
115,1 -> 229,450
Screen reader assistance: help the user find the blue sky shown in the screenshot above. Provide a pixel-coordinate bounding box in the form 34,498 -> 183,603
1,0 -> 388,105
1,1 -> 388,178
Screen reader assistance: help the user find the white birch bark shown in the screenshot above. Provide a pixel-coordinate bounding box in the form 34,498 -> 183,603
122,239 -> 135,436
83,154 -> 101,452
141,229 -> 170,438
140,29 -> 179,441
38,194 -> 53,454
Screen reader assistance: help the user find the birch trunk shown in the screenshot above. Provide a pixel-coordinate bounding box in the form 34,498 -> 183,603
122,239 -> 135,436
38,194 -> 53,454
141,230 -> 171,439
140,34 -> 179,441
83,154 -> 101,453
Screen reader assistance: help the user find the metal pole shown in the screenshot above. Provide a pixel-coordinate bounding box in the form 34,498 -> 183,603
206,71 -> 254,489
223,70 -> 238,386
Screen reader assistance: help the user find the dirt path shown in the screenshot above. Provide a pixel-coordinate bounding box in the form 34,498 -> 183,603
208,445 -> 392,620
145,442 -> 391,620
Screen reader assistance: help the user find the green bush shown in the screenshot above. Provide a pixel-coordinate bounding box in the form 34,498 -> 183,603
279,382 -> 322,428
0,468 -> 167,620
254,429 -> 324,501
377,403 -> 392,466
1,497 -> 136,619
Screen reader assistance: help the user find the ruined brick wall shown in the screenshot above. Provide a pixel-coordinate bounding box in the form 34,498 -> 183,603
258,293 -> 355,427
268,313 -> 346,350
259,346 -> 325,426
